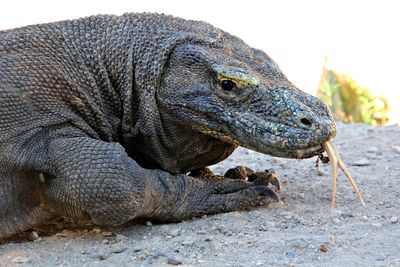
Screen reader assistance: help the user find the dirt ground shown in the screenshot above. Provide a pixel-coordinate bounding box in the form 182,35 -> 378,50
0,122 -> 399,267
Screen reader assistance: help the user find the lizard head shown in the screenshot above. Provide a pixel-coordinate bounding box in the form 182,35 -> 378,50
157,32 -> 336,159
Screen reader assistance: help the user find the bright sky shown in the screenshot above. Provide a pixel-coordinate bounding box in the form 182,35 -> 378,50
1,0 -> 399,123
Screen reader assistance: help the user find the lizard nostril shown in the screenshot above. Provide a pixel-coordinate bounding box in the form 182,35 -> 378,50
300,116 -> 312,127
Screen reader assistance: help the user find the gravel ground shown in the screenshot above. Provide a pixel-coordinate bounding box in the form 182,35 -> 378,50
0,123 -> 399,266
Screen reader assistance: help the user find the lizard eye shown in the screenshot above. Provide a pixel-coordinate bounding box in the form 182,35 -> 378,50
220,79 -> 236,91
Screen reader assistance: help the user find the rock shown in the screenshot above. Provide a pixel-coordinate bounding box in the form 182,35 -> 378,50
102,239 -> 110,244
97,255 -> 107,261
115,234 -> 128,241
182,239 -> 194,246
393,146 -> 400,154
11,256 -> 31,263
389,216 -> 398,224
361,215 -> 368,222
352,158 -> 370,166
258,224 -> 268,231
28,231 -> 39,241
367,147 -> 378,153
332,218 -> 341,224
146,221 -> 152,226
111,246 -> 126,254
167,255 -> 183,265
317,169 -> 327,176
319,244 -> 329,252
170,229 -> 180,237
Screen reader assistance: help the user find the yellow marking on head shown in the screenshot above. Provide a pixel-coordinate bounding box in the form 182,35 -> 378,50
212,64 -> 260,87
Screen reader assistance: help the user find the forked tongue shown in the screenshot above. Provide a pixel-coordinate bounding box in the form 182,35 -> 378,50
322,140 -> 366,208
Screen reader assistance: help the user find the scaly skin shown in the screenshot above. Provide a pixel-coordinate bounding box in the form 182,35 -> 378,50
0,13 -> 336,240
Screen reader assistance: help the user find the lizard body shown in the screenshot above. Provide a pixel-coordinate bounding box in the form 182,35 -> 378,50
0,13 -> 335,240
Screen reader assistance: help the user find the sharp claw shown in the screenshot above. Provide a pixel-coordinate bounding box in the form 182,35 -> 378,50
251,169 -> 281,192
253,186 -> 280,201
268,173 -> 281,192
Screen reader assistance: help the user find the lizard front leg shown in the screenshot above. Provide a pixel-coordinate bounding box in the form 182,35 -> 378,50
42,137 -> 279,225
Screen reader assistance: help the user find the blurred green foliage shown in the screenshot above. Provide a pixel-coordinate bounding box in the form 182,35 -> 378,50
317,68 -> 389,126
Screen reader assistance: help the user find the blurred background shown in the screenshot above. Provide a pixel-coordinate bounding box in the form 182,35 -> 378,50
1,0 -> 398,125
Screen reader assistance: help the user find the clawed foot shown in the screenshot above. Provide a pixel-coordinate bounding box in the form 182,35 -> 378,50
162,166 -> 283,221
224,166 -> 281,192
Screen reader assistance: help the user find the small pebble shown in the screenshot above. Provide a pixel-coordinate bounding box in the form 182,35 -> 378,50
167,256 -> 183,265
319,244 -> 329,252
111,246 -> 127,254
182,240 -> 194,246
393,146 -> 400,154
258,224 -> 268,231
102,239 -> 110,244
352,158 -> 370,166
97,255 -> 107,261
146,221 -> 152,226
332,218 -> 341,224
28,231 -> 39,241
170,229 -> 180,237
115,234 -> 128,241
389,216 -> 398,224
361,215 -> 368,222
367,147 -> 378,153
11,257 -> 31,263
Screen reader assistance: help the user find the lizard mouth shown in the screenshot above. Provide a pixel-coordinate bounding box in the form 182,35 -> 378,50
238,140 -> 324,159
199,127 -> 326,159
267,144 -> 324,159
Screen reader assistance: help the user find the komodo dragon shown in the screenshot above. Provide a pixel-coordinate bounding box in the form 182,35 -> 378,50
0,13 -> 336,240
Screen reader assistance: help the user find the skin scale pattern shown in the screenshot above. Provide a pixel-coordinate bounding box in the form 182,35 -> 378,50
0,13 -> 336,240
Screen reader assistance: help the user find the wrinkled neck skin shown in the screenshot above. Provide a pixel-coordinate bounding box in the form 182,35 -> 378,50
123,110 -> 236,174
